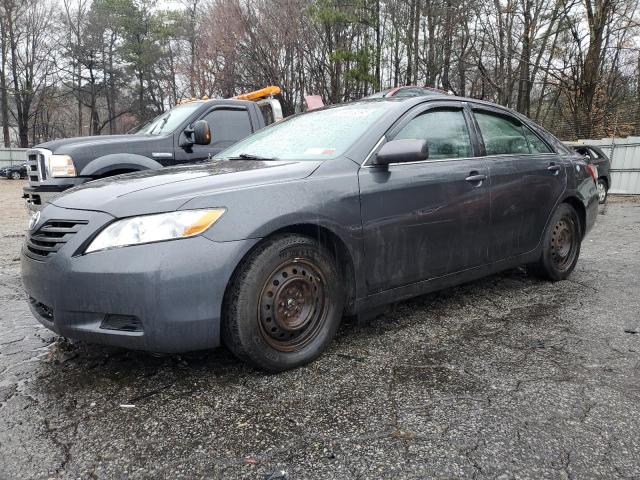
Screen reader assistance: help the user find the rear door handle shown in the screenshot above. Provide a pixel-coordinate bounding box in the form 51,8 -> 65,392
547,165 -> 560,172
465,174 -> 487,183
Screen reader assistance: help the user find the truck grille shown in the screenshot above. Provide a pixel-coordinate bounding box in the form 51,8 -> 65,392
25,220 -> 88,260
26,148 -> 51,186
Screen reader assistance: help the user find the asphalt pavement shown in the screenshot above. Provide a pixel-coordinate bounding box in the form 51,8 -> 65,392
0,178 -> 638,479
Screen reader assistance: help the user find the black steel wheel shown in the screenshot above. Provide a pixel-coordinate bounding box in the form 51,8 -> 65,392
549,217 -> 578,272
258,259 -> 329,352
531,203 -> 581,281
222,234 -> 344,371
597,179 -> 608,204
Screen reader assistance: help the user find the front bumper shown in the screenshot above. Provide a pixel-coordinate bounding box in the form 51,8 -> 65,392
21,204 -> 259,353
23,179 -> 85,212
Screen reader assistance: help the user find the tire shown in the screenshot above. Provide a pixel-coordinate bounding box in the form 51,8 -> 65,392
597,178 -> 608,204
10,171 -> 20,180
222,234 -> 345,372
531,203 -> 581,281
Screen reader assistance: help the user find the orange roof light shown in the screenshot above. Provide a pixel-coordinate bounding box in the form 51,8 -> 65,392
233,86 -> 281,101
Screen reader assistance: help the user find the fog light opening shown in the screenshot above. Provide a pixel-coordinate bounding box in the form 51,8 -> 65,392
101,314 -> 143,332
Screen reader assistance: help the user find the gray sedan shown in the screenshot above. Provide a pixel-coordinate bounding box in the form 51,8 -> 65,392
21,96 -> 599,371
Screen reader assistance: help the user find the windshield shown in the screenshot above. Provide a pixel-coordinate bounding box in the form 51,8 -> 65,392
217,102 -> 388,161
133,102 -> 202,135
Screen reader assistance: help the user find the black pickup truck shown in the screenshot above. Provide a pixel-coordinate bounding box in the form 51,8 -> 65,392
23,98 -> 280,210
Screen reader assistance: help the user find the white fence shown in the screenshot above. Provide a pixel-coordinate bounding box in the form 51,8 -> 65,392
0,148 -> 28,169
579,137 -> 640,195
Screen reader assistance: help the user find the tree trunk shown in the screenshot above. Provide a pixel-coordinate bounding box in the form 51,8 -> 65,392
516,0 -> 531,115
0,17 -> 10,147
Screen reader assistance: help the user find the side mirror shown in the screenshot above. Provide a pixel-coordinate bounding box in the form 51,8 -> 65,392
370,139 -> 428,167
181,120 -> 211,147
192,120 -> 211,145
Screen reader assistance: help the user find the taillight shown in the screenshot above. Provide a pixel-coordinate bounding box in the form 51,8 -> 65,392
586,164 -> 597,182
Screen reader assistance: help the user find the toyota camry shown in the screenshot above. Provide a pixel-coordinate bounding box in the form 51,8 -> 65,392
21,95 -> 599,371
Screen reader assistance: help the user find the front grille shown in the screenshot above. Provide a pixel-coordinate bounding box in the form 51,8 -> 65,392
27,153 -> 39,184
26,148 -> 51,186
26,220 -> 88,259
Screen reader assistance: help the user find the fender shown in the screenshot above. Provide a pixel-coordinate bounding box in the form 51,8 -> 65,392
206,211 -> 366,303
79,154 -> 164,177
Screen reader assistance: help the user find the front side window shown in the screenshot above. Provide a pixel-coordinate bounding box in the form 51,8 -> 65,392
475,111 -> 529,155
204,109 -> 253,148
394,109 -> 472,160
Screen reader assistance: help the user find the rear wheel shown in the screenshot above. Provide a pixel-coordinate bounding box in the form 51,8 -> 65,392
10,171 -> 21,180
222,234 -> 344,372
531,203 -> 581,281
597,178 -> 608,204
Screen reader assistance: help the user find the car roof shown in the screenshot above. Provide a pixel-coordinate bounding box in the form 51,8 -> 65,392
564,142 -> 604,149
360,94 -> 527,113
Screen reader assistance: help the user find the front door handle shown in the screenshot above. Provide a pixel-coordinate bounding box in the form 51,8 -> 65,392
465,173 -> 487,183
547,164 -> 561,173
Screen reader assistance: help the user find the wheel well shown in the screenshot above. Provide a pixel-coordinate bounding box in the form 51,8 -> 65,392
226,224 -> 357,315
562,197 -> 586,238
598,176 -> 608,188
94,168 -> 139,179
274,224 -> 357,314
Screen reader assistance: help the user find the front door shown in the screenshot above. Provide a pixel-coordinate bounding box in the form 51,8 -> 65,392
358,104 -> 491,294
471,107 -> 567,261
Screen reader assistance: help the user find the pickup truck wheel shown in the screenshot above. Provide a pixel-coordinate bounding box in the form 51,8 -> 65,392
222,234 -> 344,372
531,203 -> 581,281
597,179 -> 608,204
11,171 -> 21,180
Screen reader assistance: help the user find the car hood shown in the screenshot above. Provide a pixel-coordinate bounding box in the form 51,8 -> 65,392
35,135 -> 153,153
50,160 -> 322,217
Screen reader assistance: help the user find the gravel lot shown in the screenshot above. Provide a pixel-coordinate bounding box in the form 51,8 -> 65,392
0,178 -> 639,479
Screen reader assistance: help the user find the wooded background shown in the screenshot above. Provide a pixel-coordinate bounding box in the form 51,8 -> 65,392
1,0 -> 639,147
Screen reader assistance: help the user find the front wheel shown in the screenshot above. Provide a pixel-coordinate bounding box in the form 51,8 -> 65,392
531,203 -> 582,281
10,171 -> 21,180
597,179 -> 608,204
222,234 -> 344,372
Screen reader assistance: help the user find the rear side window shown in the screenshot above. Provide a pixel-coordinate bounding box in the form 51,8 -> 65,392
523,125 -> 552,153
475,111 -> 529,155
394,109 -> 472,160
203,109 -> 253,148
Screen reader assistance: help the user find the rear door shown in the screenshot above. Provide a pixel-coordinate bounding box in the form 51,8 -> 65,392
358,102 -> 491,293
470,106 -> 566,261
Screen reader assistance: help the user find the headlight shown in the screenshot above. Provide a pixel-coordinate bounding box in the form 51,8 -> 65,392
47,154 -> 76,177
85,209 -> 225,253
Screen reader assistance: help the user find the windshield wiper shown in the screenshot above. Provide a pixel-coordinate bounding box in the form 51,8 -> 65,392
229,153 -> 279,161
